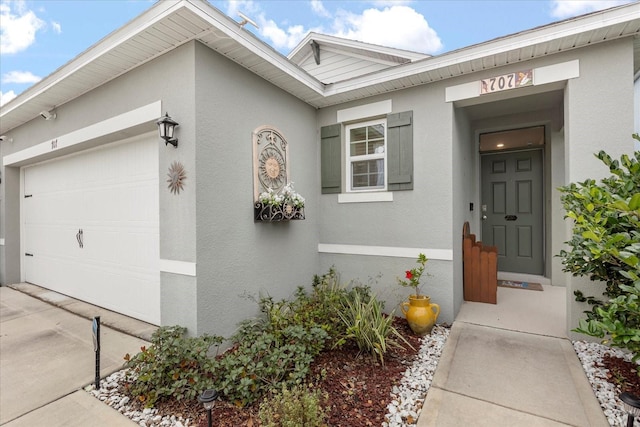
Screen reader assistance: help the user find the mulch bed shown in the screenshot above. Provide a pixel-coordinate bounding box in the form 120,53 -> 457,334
144,317 -> 423,426
601,354 -> 640,396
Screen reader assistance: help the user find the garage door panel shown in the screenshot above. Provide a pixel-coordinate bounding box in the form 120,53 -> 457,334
23,135 -> 160,324
83,225 -> 158,271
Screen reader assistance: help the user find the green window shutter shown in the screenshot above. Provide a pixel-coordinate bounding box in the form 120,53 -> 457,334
321,124 -> 342,194
387,111 -> 413,191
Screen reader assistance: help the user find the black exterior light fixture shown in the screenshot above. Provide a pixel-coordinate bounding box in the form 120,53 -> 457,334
198,389 -> 218,427
156,112 -> 179,147
620,392 -> 640,427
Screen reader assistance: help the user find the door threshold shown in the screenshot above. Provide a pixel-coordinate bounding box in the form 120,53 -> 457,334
497,271 -> 551,286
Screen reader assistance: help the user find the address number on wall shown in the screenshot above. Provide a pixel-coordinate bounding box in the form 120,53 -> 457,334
480,70 -> 532,94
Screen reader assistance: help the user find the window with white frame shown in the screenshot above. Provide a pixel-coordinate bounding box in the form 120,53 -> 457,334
346,119 -> 386,191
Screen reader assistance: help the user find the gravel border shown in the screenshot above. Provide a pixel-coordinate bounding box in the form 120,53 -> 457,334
87,329 -> 635,427
573,340 -> 637,427
384,324 -> 450,426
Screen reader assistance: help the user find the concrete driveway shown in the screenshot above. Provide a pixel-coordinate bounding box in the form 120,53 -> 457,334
0,285 -> 155,426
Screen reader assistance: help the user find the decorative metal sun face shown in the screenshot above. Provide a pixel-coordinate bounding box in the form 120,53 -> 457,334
167,161 -> 186,194
253,126 -> 290,200
258,146 -> 286,190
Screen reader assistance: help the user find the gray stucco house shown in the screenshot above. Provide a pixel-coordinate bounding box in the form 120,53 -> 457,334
1,0 -> 639,339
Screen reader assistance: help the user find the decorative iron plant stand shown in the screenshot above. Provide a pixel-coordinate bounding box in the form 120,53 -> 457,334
254,202 -> 305,222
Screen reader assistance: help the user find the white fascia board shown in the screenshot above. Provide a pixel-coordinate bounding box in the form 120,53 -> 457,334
1,2 -> 183,118
304,33 -> 429,61
324,4 -> 640,97
3,101 -> 161,166
1,0 -> 324,120
185,1 -> 323,94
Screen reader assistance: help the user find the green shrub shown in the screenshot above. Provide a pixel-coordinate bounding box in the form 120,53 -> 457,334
258,384 -> 329,427
213,323 -> 328,407
559,147 -> 640,300
575,282 -> 640,363
123,326 -> 223,407
336,289 -> 410,365
559,140 -> 640,361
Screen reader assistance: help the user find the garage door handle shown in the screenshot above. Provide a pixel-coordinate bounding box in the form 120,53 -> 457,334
76,229 -> 84,248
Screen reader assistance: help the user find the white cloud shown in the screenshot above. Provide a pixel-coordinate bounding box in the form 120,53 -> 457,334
2,70 -> 41,84
550,0 -> 633,19
259,18 -> 307,50
370,0 -> 413,6
51,21 -> 61,34
0,0 -> 45,54
310,0 -> 330,17
0,90 -> 17,106
222,0 -> 441,55
332,5 -> 442,54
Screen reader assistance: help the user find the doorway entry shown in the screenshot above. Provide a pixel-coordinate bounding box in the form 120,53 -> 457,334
479,126 -> 544,275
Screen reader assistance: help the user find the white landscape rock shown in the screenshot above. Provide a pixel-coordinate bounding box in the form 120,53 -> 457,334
573,340 -> 638,427
383,324 -> 450,427
86,325 -> 635,427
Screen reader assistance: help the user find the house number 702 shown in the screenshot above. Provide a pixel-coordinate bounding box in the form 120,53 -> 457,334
51,139 -> 58,149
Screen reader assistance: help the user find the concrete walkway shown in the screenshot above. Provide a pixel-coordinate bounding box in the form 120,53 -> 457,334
2,282 -> 609,426
417,285 -> 608,427
0,284 -> 155,426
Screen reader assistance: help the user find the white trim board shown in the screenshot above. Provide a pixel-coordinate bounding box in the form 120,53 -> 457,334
318,244 -> 453,261
160,259 -> 197,277
338,192 -> 393,203
337,100 -> 392,123
445,60 -> 579,103
3,101 -> 161,167
0,238 -> 4,246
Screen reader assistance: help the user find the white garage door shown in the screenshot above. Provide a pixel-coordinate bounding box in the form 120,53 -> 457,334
23,134 -> 160,324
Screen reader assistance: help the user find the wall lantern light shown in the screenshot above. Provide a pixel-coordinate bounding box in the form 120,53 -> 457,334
156,112 -> 179,147
198,389 -> 217,427
621,392 -> 640,427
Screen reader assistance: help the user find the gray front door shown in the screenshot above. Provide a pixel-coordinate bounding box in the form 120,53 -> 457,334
481,150 -> 543,274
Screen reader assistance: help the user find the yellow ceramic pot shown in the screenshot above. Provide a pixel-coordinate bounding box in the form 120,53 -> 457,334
400,295 -> 440,336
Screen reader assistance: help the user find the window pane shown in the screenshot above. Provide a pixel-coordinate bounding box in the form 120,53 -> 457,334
370,140 -> 384,154
350,141 -> 366,156
350,127 -> 366,142
369,124 -> 384,140
351,160 -> 384,189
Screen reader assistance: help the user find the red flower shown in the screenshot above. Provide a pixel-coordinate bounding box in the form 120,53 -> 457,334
405,271 -> 413,280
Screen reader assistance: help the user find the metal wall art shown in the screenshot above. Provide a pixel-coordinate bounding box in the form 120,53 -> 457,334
253,126 -> 289,199
167,161 -> 186,194
252,126 -> 305,222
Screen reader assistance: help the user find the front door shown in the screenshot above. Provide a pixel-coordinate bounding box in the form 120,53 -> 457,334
481,149 -> 543,274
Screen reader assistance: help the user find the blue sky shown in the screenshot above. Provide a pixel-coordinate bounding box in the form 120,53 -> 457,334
0,0 -> 636,106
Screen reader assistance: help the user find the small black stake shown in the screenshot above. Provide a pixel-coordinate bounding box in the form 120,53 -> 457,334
92,316 -> 101,390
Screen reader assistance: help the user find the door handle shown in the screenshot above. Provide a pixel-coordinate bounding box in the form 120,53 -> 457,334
76,229 -> 84,248
482,215 -> 487,220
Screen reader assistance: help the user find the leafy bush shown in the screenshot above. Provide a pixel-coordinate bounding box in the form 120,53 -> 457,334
213,320 -> 328,407
558,140 -> 640,361
123,326 -> 223,407
575,282 -> 640,363
258,384 -> 329,427
336,289 -> 410,365
559,148 -> 640,300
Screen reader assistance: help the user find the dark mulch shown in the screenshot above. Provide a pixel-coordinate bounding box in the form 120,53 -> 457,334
600,353 -> 640,396
142,318 -> 424,426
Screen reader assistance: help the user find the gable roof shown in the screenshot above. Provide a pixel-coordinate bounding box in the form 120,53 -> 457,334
1,0 -> 639,134
288,32 -> 429,84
